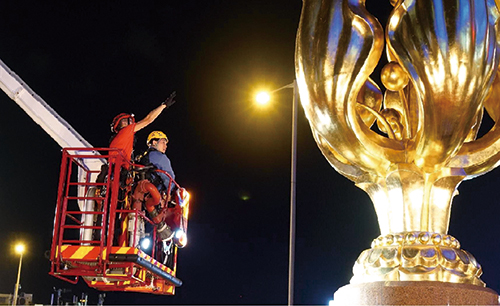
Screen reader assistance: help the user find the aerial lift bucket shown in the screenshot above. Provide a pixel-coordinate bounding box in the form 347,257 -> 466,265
49,148 -> 185,295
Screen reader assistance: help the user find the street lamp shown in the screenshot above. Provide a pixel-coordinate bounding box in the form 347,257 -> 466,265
255,91 -> 271,106
12,243 -> 25,306
255,80 -> 298,306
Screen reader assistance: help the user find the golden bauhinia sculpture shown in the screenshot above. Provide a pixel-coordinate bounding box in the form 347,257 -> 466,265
296,0 -> 500,286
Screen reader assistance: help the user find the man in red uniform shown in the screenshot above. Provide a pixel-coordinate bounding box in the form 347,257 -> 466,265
109,92 -> 176,165
107,93 -> 176,246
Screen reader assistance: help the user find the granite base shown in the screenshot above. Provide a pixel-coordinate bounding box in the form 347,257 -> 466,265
332,281 -> 499,305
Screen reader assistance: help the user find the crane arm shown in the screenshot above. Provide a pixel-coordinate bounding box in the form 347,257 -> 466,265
0,58 -> 105,210
0,58 -> 105,168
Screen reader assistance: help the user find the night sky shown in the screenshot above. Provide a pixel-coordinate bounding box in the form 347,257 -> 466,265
1,1 -> 500,305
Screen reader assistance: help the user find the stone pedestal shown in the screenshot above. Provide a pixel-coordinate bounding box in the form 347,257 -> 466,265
332,281 -> 499,305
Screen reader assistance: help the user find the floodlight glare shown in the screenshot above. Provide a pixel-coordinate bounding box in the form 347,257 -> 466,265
174,229 -> 187,248
140,237 -> 151,250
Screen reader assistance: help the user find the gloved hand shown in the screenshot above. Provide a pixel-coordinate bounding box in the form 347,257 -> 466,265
162,91 -> 177,108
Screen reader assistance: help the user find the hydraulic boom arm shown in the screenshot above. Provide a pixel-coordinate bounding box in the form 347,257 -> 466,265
0,58 -> 105,206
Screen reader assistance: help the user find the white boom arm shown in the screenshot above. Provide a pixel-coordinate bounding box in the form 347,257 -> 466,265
0,58 -> 105,164
0,58 -> 106,210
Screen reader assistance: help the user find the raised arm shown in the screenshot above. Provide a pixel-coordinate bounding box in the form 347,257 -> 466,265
134,92 -> 176,132
134,104 -> 167,132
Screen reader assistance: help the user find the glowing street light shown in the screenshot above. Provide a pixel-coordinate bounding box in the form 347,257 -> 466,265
12,243 -> 25,306
15,244 -> 25,254
255,91 -> 271,106
255,81 -> 298,306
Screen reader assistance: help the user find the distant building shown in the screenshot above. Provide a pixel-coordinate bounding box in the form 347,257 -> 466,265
0,292 -> 33,305
0,293 -> 12,305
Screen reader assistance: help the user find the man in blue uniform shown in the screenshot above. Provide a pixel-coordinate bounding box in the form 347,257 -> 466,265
137,130 -> 176,262
140,131 -> 175,193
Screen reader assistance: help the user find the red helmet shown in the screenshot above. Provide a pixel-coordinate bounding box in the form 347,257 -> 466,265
111,113 -> 135,132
